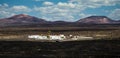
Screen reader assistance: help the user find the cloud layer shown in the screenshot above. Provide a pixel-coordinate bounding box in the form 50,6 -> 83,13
109,9 -> 120,20
0,0 -> 120,21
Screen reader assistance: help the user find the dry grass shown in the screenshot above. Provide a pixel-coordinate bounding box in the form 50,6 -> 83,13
0,27 -> 119,40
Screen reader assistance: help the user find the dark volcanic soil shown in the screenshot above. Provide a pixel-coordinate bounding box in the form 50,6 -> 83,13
0,40 -> 120,58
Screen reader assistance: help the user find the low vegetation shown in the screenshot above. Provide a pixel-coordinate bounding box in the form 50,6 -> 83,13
0,27 -> 119,41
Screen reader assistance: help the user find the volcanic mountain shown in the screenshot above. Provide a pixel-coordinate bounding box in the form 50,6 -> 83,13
0,14 -> 46,24
77,16 -> 114,24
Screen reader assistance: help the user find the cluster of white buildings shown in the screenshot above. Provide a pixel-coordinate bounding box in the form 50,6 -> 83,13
28,34 -> 94,41
28,34 -> 66,40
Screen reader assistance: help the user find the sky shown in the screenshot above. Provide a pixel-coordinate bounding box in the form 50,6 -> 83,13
0,0 -> 120,21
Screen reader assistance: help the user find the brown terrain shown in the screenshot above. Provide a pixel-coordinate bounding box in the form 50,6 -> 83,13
0,14 -> 119,41
0,14 -> 119,58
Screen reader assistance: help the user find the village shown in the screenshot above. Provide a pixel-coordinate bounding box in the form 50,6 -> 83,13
28,34 -> 94,41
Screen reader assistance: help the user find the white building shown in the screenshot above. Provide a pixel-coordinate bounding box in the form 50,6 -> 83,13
71,36 -> 93,40
28,34 -> 66,40
49,35 -> 66,40
28,35 -> 48,40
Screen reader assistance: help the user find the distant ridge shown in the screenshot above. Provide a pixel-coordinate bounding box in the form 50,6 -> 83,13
0,14 -> 119,27
77,16 -> 115,24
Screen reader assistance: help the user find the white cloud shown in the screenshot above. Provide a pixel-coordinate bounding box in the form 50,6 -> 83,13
43,1 -> 54,6
0,10 -> 15,18
109,9 -> 120,20
0,0 -> 120,21
0,4 -> 31,18
0,4 -> 15,18
3,3 -> 8,7
0,3 -> 9,11
34,2 -> 85,21
79,13 -> 98,19
0,11 -> 10,18
11,6 -> 31,12
79,13 -> 91,18
70,0 -> 120,8
34,0 -> 120,21
57,2 -> 76,8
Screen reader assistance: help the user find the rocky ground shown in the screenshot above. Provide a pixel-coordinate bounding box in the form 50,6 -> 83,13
0,39 -> 119,58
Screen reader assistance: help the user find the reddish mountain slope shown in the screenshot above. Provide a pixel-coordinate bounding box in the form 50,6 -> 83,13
0,14 -> 46,24
77,16 -> 114,24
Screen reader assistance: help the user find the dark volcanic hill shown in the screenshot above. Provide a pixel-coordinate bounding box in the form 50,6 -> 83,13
77,16 -> 114,24
0,14 -> 46,24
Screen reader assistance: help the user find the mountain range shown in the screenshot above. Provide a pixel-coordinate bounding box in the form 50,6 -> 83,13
0,14 -> 119,27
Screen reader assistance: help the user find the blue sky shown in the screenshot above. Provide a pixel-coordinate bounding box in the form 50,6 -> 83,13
0,0 -> 120,21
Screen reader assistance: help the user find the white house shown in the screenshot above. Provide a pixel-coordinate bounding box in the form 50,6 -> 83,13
28,35 -> 48,40
49,35 -> 66,40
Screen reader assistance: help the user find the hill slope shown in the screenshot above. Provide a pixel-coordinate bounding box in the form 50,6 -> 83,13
77,16 -> 115,24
